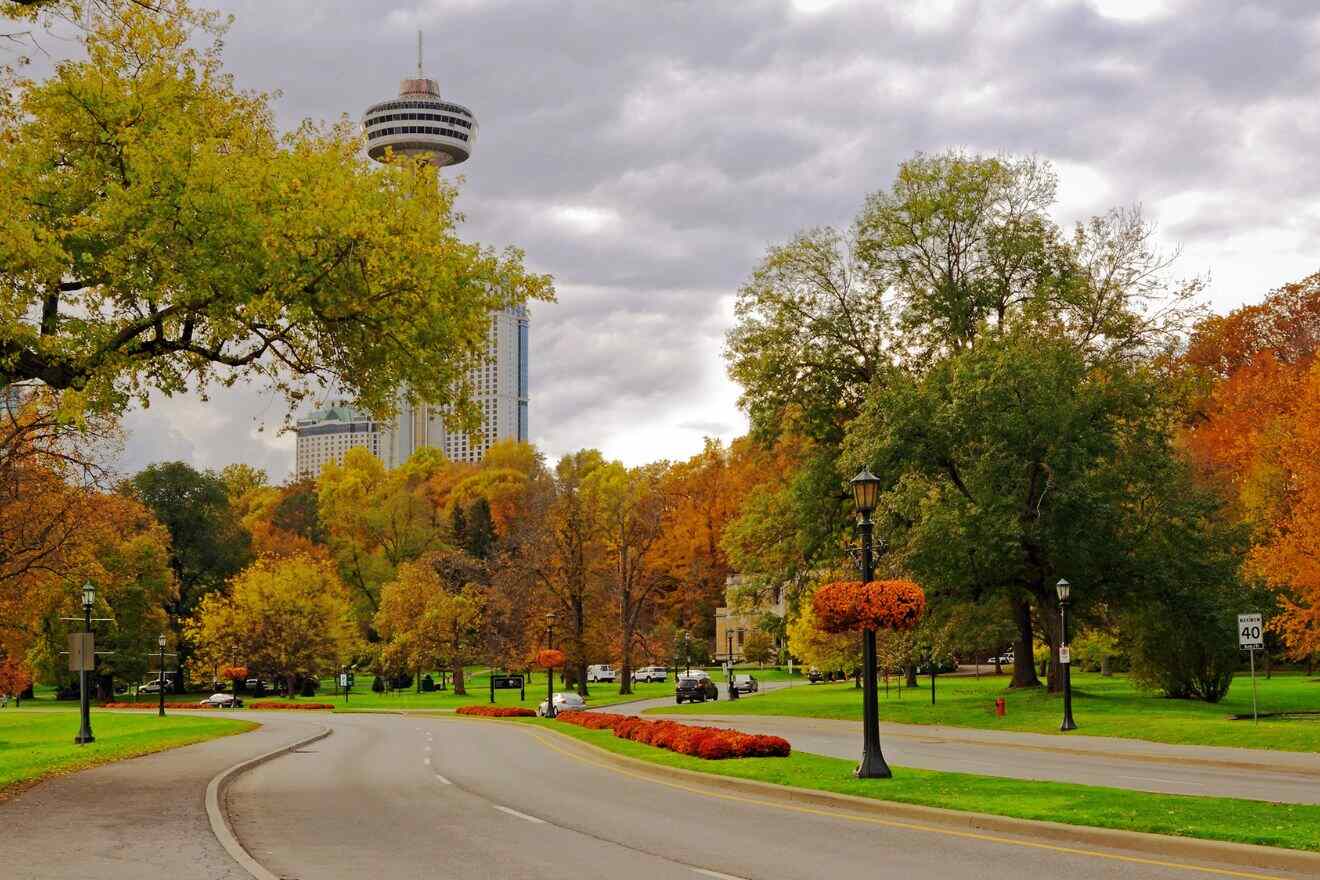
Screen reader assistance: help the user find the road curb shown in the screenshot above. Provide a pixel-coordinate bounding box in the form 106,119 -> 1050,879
205,725 -> 333,880
530,722 -> 1320,877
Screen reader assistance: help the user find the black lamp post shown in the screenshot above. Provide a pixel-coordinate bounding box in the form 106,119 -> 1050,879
545,611 -> 557,719
683,630 -> 691,675
157,634 -> 167,717
74,581 -> 96,745
725,629 -> 739,700
1057,578 -> 1077,731
850,467 -> 891,778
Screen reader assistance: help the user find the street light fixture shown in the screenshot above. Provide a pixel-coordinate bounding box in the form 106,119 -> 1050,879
544,611 -> 557,719
1056,578 -> 1077,732
157,634 -> 168,718
74,581 -> 96,745
849,467 -> 891,778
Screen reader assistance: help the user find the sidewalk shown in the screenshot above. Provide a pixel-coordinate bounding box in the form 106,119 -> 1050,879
1,712 -> 322,880
647,713 -> 1320,803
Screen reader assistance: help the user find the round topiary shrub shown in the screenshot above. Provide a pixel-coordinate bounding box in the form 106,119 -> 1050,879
371,675 -> 385,693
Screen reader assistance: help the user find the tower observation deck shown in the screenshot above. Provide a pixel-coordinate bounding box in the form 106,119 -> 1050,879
363,33 -> 477,167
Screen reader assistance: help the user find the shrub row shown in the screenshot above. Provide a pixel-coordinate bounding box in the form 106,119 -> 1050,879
455,705 -> 536,717
101,701 -> 214,709
248,701 -> 334,710
556,711 -> 790,759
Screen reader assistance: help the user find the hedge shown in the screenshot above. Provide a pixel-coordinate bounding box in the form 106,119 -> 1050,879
556,711 -> 790,759
248,701 -> 334,710
456,705 -> 536,718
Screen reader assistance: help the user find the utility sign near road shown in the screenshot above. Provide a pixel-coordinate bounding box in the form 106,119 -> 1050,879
1238,613 -> 1264,650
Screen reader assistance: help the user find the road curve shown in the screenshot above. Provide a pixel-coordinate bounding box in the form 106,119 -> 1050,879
225,712 -> 1314,880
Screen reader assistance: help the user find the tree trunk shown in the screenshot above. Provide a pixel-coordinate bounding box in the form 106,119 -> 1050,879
452,659 -> 466,696
287,673 -> 299,700
618,617 -> 634,695
1043,605 -> 1063,694
572,595 -> 589,697
904,663 -> 917,688
1100,654 -> 1111,676
1009,594 -> 1041,688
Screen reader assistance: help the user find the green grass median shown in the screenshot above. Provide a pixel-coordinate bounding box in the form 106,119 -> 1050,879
0,709 -> 255,796
530,717 -> 1320,852
655,671 -> 1320,752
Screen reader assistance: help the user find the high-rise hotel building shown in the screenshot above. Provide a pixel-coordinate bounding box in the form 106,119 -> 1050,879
294,41 -> 527,477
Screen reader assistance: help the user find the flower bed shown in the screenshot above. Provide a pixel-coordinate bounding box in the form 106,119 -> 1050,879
101,702 -> 216,709
556,710 -> 790,759
456,705 -> 536,718
248,701 -> 334,710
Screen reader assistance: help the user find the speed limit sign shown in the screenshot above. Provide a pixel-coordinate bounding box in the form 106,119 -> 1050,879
1238,613 -> 1264,651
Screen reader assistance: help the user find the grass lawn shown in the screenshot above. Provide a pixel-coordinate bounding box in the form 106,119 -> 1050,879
0,708 -> 255,796
654,670 -> 1320,752
528,717 -> 1320,852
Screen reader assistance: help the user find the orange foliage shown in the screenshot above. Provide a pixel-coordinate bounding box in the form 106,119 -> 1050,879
812,580 -> 926,634
533,648 -> 565,668
220,665 -> 248,681
0,657 -> 33,696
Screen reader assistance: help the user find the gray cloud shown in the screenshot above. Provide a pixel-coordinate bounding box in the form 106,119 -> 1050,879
12,0 -> 1319,477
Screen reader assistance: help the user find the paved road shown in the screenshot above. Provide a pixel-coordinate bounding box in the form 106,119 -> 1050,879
1,710 -> 323,880
228,712 -> 1313,880
594,685 -> 1320,805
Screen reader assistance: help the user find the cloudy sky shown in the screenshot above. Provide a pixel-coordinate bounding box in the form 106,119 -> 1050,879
22,0 -> 1320,478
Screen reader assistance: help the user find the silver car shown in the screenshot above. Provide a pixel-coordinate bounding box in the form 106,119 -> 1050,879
537,691 -> 586,716
199,692 -> 242,708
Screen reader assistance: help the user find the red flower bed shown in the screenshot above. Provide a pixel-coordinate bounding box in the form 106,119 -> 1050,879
101,702 -> 216,709
456,705 -> 536,718
556,710 -> 790,759
533,648 -> 565,668
812,579 -> 926,634
248,702 -> 334,710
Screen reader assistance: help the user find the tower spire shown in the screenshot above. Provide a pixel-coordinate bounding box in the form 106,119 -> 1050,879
417,29 -> 423,78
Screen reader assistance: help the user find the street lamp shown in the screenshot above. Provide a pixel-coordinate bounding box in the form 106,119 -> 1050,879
850,467 -> 891,778
725,629 -> 739,701
74,582 -> 96,745
683,630 -> 691,675
1057,578 -> 1077,731
544,611 -> 557,719
157,635 -> 167,717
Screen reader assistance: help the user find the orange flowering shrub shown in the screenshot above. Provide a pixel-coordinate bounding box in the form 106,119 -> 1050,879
556,710 -> 790,759
456,705 -> 536,717
248,701 -> 334,710
812,579 -> 925,634
534,649 -> 566,668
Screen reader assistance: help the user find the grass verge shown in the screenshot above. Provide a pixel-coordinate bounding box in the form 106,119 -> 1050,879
656,671 -> 1320,752
0,710 -> 255,797
530,717 -> 1320,852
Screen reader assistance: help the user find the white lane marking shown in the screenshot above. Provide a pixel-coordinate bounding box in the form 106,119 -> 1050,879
433,774 -> 452,785
424,757 -> 431,766
425,744 -> 432,752
693,870 -> 749,880
493,804 -> 544,824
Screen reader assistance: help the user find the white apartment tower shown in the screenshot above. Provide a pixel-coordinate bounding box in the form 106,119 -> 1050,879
307,35 -> 528,470
295,403 -> 385,479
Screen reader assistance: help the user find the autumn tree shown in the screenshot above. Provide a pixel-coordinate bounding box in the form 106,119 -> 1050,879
187,554 -> 356,697
0,0 -> 552,428
376,553 -> 486,696
741,630 -> 775,666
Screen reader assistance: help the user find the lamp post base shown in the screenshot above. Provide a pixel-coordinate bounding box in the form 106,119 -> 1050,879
1060,718 -> 1077,732
856,750 -> 892,779
73,733 -> 95,745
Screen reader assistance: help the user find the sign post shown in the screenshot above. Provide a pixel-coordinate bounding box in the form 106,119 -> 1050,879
1238,612 -> 1263,724
339,672 -> 350,704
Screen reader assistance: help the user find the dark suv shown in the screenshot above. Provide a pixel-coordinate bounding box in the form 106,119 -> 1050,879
675,675 -> 718,704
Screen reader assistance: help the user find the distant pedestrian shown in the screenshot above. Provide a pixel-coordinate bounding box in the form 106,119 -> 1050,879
0,693 -> 8,709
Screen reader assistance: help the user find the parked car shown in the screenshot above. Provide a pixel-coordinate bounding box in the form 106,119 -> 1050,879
807,667 -> 824,684
675,675 -> 718,704
138,679 -> 169,694
732,674 -> 758,694
916,659 -> 958,675
633,666 -> 667,683
537,691 -> 585,716
199,693 -> 243,708
586,664 -> 615,683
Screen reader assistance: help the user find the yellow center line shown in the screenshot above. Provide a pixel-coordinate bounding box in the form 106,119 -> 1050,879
526,729 -> 1286,880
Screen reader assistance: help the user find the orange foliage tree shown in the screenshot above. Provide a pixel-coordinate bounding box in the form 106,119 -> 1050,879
812,580 -> 926,634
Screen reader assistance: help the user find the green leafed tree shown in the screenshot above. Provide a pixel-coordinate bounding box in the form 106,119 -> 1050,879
0,0 -> 552,428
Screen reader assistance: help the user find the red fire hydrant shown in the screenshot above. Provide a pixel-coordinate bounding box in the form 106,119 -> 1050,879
994,696 -> 1006,717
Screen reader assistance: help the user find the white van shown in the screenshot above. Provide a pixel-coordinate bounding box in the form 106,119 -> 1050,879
586,664 -> 615,683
